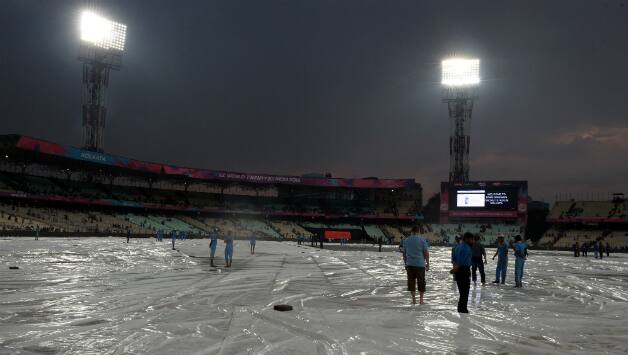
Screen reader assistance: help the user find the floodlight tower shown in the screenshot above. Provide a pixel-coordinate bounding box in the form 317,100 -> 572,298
78,10 -> 127,152
441,58 -> 480,183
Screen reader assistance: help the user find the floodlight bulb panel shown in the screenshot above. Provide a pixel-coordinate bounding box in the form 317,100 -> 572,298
441,58 -> 480,86
80,11 -> 126,51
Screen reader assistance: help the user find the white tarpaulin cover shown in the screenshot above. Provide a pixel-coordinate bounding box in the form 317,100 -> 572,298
1,238 -> 627,354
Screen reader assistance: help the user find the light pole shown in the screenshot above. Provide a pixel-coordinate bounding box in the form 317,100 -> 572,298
79,10 -> 127,152
441,58 -> 480,183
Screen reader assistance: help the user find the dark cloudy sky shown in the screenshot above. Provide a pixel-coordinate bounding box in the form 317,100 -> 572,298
1,0 -> 627,201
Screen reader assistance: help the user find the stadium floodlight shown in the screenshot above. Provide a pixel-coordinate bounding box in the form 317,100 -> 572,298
441,58 -> 480,87
441,57 -> 480,183
78,10 -> 127,153
80,10 -> 126,51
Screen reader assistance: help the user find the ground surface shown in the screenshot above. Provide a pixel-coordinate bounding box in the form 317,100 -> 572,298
1,238 -> 627,355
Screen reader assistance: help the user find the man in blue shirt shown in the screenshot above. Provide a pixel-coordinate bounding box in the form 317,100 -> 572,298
209,230 -> 219,267
452,232 -> 474,313
451,235 -> 461,265
402,225 -> 430,305
513,235 -> 527,288
492,235 -> 510,284
224,232 -> 234,268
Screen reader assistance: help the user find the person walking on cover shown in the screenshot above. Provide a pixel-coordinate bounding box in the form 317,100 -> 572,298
513,235 -> 527,288
402,225 -> 430,305
224,232 -> 234,267
471,234 -> 487,285
250,233 -> 257,255
582,242 -> 588,257
594,240 -> 600,259
492,235 -> 509,284
606,242 -> 611,257
452,232 -> 474,313
171,230 -> 177,250
209,230 -> 218,267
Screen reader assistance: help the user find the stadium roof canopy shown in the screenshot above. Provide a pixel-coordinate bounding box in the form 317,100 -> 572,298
0,135 -> 417,189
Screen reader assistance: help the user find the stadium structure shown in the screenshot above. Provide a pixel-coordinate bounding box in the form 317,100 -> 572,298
0,135 -> 424,242
536,196 -> 628,251
0,135 -> 529,246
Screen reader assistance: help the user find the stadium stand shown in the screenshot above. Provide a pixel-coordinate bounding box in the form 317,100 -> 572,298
605,231 -> 628,250
0,201 -> 150,234
3,134 -> 524,244
540,198 -> 628,251
380,225 -> 405,243
364,225 -> 386,241
269,221 -> 313,240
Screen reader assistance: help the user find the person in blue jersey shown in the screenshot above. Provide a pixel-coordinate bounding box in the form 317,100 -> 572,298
209,230 -> 219,267
492,235 -> 510,284
171,230 -> 177,250
451,235 -> 461,264
513,235 -> 527,288
250,233 -> 257,255
402,225 -> 430,305
224,232 -> 234,267
450,235 -> 461,281
452,232 -> 474,313
126,229 -> 131,243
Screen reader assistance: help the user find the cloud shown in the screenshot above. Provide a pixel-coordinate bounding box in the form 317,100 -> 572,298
552,125 -> 628,150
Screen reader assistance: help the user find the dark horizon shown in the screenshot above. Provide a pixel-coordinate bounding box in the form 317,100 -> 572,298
1,0 -> 627,202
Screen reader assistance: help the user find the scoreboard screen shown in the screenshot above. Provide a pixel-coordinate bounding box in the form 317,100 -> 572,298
453,189 -> 517,210
441,181 -> 527,213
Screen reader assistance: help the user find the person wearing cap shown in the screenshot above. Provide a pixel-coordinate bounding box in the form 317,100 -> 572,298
513,235 -> 527,288
452,232 -> 474,313
492,235 -> 510,284
402,225 -> 430,305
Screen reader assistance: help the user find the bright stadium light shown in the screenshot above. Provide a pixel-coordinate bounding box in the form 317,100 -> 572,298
80,10 -> 126,51
78,9 -> 127,152
441,58 -> 480,87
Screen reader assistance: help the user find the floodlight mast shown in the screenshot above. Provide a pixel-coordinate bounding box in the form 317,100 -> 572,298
78,10 -> 126,153
441,58 -> 479,184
